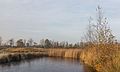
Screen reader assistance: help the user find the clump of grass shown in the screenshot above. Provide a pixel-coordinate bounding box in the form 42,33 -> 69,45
80,44 -> 120,72
101,51 -> 120,72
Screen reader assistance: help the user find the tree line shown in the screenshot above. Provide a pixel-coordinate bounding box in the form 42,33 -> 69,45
0,37 -> 88,48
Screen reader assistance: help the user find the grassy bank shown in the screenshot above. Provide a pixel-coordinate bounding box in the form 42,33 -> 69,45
0,48 -> 48,64
0,47 -> 119,72
0,53 -> 48,63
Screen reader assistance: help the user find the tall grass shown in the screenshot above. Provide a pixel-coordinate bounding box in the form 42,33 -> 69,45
80,44 -> 120,72
48,49 -> 81,59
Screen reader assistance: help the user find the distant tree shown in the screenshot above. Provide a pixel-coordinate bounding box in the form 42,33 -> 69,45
73,42 -> 80,48
59,41 -> 66,48
28,38 -> 33,47
26,42 -> 30,47
9,38 -> 14,47
65,42 -> 69,48
53,41 -> 59,48
49,40 -> 56,48
68,44 -> 73,48
40,39 -> 45,48
33,42 -> 37,47
16,39 -> 24,47
0,36 -> 2,46
45,39 -> 52,48
23,39 -> 27,47
73,44 -> 78,48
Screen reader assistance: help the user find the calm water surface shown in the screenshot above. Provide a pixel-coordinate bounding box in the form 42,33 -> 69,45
0,57 -> 88,72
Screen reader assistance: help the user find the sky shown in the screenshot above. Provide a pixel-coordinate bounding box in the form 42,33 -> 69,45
0,0 -> 120,43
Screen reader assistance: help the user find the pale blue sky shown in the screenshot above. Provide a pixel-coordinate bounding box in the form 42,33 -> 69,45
0,0 -> 120,43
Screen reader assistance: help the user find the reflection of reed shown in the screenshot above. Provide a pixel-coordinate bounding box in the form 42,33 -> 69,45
44,57 -> 81,65
0,52 -> 48,64
0,57 -> 39,68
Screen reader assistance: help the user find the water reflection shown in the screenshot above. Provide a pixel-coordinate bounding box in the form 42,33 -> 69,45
0,57 -> 89,72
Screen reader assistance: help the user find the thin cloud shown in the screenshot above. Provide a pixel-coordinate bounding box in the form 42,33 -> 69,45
0,0 -> 119,43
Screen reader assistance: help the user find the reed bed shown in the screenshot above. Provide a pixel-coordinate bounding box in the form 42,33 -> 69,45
47,49 -> 81,59
0,48 -> 83,63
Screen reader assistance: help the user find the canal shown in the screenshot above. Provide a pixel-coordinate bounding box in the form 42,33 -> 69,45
0,57 -> 89,72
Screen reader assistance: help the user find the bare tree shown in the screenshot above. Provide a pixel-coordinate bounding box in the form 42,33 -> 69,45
16,39 -> 24,47
9,39 -> 14,47
85,6 -> 115,45
28,38 -> 33,47
23,39 -> 27,47
44,39 -> 52,48
0,36 -> 2,46
33,42 -> 37,46
83,6 -> 117,63
40,39 -> 45,48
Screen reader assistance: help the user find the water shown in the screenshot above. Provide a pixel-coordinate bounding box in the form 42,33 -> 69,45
0,57 -> 88,72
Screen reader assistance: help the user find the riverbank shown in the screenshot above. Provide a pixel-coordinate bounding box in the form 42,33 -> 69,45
0,47 -> 119,72
0,48 -> 82,63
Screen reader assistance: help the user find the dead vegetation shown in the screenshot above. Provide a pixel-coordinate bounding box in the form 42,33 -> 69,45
0,48 -> 48,64
0,46 -> 119,72
0,48 -> 83,64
